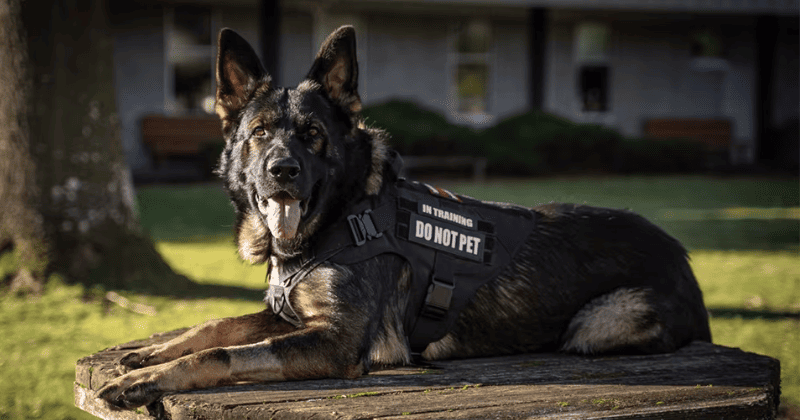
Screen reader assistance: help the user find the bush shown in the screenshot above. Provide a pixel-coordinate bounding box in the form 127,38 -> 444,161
361,100 -> 710,176
476,111 -> 624,175
361,100 -> 478,156
616,137 -> 710,174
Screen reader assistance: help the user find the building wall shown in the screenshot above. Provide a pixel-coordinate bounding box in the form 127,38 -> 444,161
363,13 -> 529,122
772,17 -> 799,128
222,7 -> 262,56
363,14 -> 451,113
113,9 -> 166,172
545,11 -> 759,159
279,11 -> 314,87
266,8 -> 532,123
491,18 -> 530,120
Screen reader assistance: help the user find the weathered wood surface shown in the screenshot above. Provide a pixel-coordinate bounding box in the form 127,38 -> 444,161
76,329 -> 780,420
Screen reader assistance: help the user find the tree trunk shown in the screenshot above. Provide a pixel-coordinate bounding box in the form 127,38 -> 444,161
0,0 -> 47,293
1,0 -> 191,294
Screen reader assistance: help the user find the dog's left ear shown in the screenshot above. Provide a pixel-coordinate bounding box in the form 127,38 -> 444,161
306,25 -> 361,114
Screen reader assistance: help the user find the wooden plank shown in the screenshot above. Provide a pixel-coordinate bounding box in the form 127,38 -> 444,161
76,330 -> 780,420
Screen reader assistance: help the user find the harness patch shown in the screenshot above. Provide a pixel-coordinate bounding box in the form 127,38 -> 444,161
419,202 -> 475,229
408,212 -> 486,262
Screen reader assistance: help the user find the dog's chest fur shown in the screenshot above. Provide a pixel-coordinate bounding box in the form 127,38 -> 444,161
270,252 -> 413,367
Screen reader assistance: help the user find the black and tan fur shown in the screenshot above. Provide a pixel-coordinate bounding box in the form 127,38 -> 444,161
98,26 -> 711,409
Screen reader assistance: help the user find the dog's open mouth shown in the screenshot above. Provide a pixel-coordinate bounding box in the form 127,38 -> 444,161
255,191 -> 309,239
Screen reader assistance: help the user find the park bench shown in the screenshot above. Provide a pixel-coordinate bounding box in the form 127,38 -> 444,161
402,156 -> 488,183
643,118 -> 732,151
141,115 -> 224,166
644,118 -> 739,165
75,329 -> 780,419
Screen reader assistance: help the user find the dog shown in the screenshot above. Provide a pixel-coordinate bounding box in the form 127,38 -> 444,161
98,26 -> 711,409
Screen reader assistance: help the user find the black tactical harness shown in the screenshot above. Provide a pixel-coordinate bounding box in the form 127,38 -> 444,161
266,154 -> 537,354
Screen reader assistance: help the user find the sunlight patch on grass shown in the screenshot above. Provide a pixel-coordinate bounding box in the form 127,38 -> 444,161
691,250 -> 800,311
692,250 -> 800,406
155,239 -> 266,289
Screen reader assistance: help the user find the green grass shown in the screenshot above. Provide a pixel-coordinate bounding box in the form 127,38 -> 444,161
440,176 -> 799,251
0,176 -> 797,419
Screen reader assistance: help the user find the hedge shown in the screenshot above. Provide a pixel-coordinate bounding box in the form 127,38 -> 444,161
361,100 -> 710,176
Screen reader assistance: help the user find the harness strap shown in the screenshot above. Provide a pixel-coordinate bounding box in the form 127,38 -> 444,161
407,253 -> 456,353
266,197 -> 396,328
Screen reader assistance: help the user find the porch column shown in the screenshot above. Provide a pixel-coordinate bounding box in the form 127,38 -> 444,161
528,7 -> 547,110
260,0 -> 281,85
755,15 -> 778,165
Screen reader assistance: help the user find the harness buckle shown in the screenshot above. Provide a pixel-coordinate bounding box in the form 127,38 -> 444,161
347,209 -> 383,246
421,277 -> 454,320
267,285 -> 286,315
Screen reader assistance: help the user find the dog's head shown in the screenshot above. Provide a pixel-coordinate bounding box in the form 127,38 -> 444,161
215,26 -> 388,263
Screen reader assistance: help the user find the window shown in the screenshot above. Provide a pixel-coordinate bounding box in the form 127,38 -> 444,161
691,29 -> 724,58
689,28 -> 729,72
574,22 -> 611,112
165,6 -> 219,115
451,20 -> 492,118
579,66 -> 608,112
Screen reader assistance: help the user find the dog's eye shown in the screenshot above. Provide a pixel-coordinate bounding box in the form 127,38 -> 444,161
307,127 -> 319,138
252,127 -> 267,137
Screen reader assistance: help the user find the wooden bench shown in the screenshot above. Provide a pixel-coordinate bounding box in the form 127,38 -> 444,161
75,329 -> 780,419
644,118 -> 732,150
402,156 -> 488,182
141,115 -> 224,164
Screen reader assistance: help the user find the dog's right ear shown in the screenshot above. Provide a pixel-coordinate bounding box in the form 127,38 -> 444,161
215,29 -> 269,126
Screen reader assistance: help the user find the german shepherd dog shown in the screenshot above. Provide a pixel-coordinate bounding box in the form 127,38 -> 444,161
98,26 -> 711,409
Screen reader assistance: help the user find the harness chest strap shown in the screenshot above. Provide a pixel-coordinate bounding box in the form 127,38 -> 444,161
266,199 -> 396,328
266,179 -> 537,353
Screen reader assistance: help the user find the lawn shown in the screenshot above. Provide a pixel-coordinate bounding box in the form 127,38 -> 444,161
0,176 -> 797,419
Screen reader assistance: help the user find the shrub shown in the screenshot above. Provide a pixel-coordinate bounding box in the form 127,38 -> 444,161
616,137 -> 710,174
360,100 -> 478,156
361,100 -> 710,176
476,110 -> 626,175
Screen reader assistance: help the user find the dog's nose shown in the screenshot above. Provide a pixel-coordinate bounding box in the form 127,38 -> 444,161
268,157 -> 301,183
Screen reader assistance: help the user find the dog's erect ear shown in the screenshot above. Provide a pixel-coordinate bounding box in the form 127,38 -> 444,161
216,28 -> 269,124
306,25 -> 361,113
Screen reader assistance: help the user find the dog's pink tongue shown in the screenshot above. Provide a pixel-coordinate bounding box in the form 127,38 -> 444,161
266,197 -> 302,239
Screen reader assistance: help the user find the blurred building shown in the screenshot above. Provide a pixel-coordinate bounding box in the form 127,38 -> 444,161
110,0 -> 799,177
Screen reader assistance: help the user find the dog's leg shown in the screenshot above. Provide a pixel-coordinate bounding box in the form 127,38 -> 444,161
117,310 -> 294,369
98,324 -> 365,409
560,287 -> 675,354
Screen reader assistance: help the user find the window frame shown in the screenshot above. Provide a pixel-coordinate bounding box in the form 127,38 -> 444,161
163,6 -> 222,116
573,21 -> 612,114
447,18 -> 495,125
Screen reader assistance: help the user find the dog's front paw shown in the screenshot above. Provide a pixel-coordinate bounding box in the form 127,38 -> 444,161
118,344 -> 169,369
97,367 -> 164,409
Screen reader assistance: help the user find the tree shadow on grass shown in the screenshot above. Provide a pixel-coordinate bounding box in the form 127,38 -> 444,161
166,280 -> 265,302
70,234 -> 266,302
93,270 -> 267,302
708,307 -> 800,320
660,219 -> 799,251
